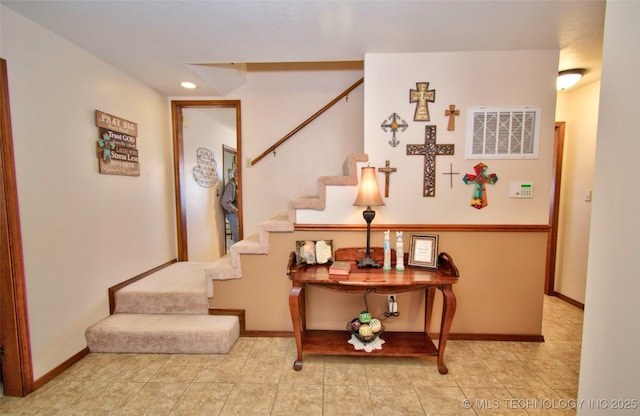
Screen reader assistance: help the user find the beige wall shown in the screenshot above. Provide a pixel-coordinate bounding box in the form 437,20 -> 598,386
231,63 -> 366,234
578,1 -> 640,410
298,50 -> 559,225
1,6 -> 175,379
554,81 -> 599,304
211,229 -> 546,336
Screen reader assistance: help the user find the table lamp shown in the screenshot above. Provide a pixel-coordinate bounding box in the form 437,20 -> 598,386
353,166 -> 385,268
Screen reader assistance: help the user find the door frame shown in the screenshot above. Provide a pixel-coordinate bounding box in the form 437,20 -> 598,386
545,122 -> 565,295
171,100 -> 243,261
0,58 -> 34,397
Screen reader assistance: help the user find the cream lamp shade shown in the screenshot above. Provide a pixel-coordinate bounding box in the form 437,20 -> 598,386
353,166 -> 385,207
353,166 -> 384,268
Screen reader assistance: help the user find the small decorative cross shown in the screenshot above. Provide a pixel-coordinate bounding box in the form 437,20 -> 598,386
98,132 -> 116,162
378,160 -> 397,197
463,163 -> 499,209
442,163 -> 460,188
380,112 -> 408,147
406,125 -> 455,197
409,82 -> 435,121
445,105 -> 460,131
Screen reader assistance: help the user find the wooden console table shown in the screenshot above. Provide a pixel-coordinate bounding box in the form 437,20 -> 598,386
287,247 -> 459,374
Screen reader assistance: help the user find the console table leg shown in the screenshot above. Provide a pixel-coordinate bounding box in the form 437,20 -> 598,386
437,284 -> 457,374
425,287 -> 436,337
289,286 -> 304,371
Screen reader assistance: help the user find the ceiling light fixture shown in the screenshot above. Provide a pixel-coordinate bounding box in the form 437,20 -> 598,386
180,81 -> 197,89
557,69 -> 586,91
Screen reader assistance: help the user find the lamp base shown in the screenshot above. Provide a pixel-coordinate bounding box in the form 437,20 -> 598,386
356,257 -> 381,268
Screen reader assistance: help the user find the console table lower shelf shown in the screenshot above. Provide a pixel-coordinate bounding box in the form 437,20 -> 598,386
287,247 -> 460,375
294,330 -> 440,369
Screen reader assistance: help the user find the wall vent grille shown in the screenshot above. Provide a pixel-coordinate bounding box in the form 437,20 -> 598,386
466,106 -> 541,159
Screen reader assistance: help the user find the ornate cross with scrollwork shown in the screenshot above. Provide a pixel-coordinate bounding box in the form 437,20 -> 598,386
406,125 -> 454,197
380,112 -> 408,147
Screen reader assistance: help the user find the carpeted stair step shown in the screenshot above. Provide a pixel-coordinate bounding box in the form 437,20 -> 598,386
86,313 -> 240,354
115,261 -> 213,315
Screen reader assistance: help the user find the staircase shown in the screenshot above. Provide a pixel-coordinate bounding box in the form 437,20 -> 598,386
86,262 -> 240,354
86,153 -> 368,354
205,153 -> 368,286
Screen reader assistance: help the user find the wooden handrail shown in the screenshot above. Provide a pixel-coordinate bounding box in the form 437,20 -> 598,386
251,77 -> 364,166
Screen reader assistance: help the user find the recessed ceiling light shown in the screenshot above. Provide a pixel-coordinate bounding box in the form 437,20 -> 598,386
180,81 -> 197,89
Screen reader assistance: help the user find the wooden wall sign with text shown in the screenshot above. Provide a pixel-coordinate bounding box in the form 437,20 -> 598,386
95,110 -> 140,176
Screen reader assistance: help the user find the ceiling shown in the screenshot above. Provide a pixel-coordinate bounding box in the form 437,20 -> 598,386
1,0 -> 605,97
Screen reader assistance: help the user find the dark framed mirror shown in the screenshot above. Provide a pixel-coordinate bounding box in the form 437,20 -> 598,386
171,100 -> 242,261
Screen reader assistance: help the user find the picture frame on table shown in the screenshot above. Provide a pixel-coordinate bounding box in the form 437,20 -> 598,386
295,240 -> 334,265
408,234 -> 438,269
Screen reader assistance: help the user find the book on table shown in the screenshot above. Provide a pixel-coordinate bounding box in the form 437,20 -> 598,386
329,261 -> 351,275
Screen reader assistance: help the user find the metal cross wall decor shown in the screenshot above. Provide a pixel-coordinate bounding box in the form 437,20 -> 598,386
406,125 -> 455,197
380,112 -> 408,147
442,163 -> 460,188
409,82 -> 436,121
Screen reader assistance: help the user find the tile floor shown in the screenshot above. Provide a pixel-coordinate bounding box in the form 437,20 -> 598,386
0,295 -> 583,415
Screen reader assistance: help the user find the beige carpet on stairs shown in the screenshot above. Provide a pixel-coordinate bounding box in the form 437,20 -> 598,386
86,261 -> 239,354
115,261 -> 213,314
86,314 -> 239,354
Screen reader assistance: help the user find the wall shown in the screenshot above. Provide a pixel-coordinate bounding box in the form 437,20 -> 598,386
286,51 -> 558,339
1,6 -> 175,379
235,63 -> 365,234
298,50 -> 559,225
578,1 -> 640,413
554,81 -> 599,304
212,229 -> 546,335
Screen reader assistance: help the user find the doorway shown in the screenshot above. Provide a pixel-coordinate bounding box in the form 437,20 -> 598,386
171,101 -> 242,261
222,145 -> 237,253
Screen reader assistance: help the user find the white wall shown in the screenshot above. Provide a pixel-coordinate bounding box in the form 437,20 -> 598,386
578,1 -> 640,413
554,81 -> 599,304
1,6 -> 175,379
299,50 -> 559,225
233,64 -> 365,233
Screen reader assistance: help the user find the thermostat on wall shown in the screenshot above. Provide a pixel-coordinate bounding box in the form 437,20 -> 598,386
510,182 -> 534,198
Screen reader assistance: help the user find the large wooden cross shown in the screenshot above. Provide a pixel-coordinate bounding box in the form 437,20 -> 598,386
406,125 -> 455,197
409,82 -> 435,121
378,160 -> 397,197
463,162 -> 498,209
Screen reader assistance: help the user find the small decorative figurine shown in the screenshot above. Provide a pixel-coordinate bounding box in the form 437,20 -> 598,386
395,231 -> 405,271
383,230 -> 391,270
